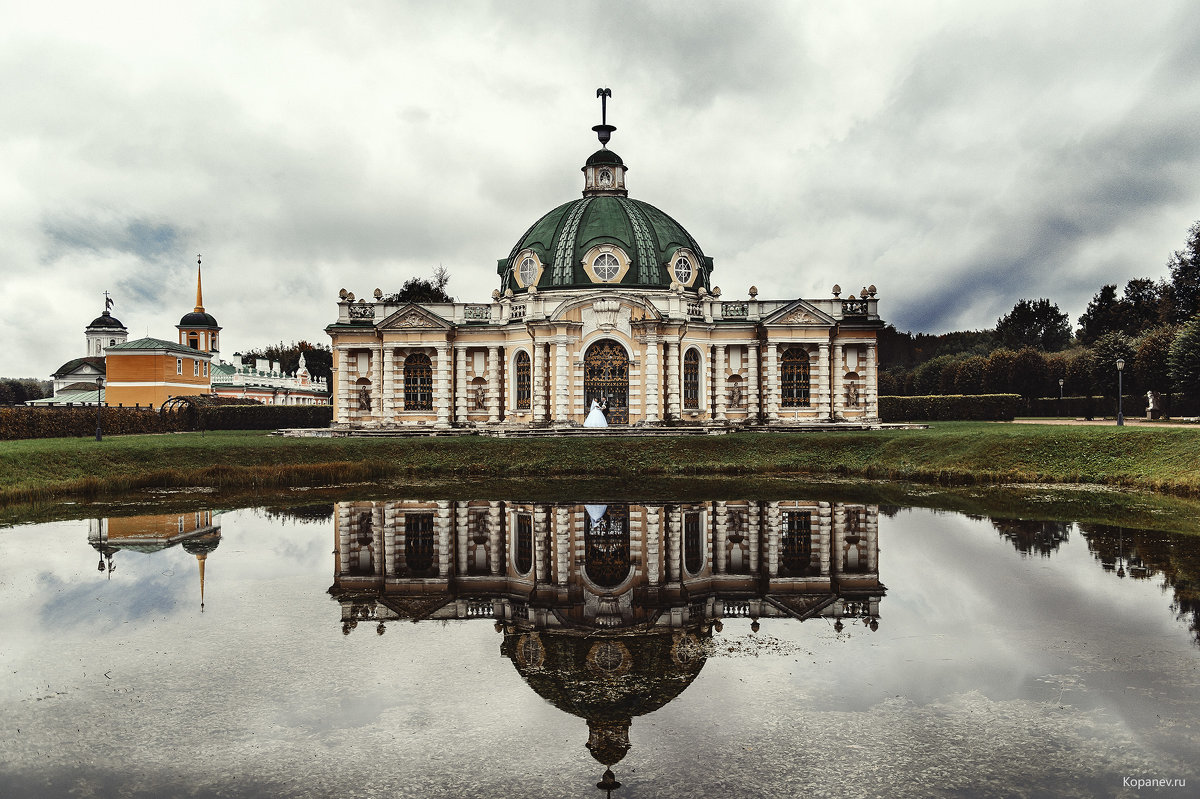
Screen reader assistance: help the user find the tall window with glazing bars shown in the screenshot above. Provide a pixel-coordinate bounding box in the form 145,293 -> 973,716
780,347 -> 810,407
683,349 -> 700,409
404,352 -> 433,410
514,351 -> 531,409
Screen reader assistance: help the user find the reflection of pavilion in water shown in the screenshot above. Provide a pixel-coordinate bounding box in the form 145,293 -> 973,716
88,511 -> 221,609
329,498 -> 883,792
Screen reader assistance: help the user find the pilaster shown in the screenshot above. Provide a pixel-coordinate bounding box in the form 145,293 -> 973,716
714,345 -> 727,421
766,343 -> 780,421
455,346 -> 468,424
435,344 -> 451,429
818,342 -> 831,421
644,333 -> 660,423
554,335 -> 569,423
747,342 -> 760,420
487,346 -> 500,424
832,342 -> 844,420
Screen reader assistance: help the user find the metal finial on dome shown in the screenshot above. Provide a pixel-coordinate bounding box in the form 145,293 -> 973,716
103,290 -> 113,313
593,88 -> 616,148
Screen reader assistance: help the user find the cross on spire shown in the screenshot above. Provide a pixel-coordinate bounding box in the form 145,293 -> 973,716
103,290 -> 113,312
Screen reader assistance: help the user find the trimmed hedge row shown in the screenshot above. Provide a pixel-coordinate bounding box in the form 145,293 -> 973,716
0,407 -> 184,440
0,404 -> 332,440
1025,393 -> 1200,418
195,405 -> 333,430
880,394 -> 1022,422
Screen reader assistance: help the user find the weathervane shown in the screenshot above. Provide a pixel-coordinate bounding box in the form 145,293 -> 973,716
103,290 -> 113,312
593,88 -> 616,147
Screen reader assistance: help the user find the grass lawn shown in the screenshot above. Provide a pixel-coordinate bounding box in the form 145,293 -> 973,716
2,421 -> 1200,506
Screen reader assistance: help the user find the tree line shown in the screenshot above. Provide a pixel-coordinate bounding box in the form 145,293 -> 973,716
880,221 -> 1200,403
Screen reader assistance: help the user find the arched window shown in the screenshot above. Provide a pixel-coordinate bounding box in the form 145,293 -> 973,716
684,512 -> 703,575
781,347 -> 810,407
781,511 -> 813,576
516,513 -> 533,575
514,351 -> 531,409
683,349 -> 700,409
519,257 -> 537,287
404,353 -> 433,410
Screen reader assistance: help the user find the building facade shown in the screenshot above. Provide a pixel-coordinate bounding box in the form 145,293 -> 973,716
327,105 -> 882,432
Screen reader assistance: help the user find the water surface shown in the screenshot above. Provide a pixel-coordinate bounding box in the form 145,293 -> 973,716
1,492 -> 1196,798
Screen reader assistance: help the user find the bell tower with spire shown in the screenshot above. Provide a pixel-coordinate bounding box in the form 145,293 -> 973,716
176,254 -> 222,353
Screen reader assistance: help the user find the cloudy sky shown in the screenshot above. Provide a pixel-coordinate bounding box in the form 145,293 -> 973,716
3,1 -> 1200,378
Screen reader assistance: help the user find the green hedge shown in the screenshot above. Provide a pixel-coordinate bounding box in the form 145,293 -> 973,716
879,394 -> 1022,422
0,407 -> 186,440
1026,393 -> 1199,418
0,404 -> 332,440
196,404 -> 333,430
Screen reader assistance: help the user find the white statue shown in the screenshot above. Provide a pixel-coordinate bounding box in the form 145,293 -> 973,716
584,398 -> 608,428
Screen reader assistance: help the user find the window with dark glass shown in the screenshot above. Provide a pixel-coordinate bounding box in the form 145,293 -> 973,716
404,512 -> 434,576
404,352 -> 433,410
781,511 -> 813,576
515,351 -> 531,409
781,347 -> 810,407
684,511 -> 702,574
516,513 -> 533,575
683,349 -> 700,409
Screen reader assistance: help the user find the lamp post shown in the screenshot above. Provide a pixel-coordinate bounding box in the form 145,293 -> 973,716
1115,359 -> 1125,427
1058,377 -> 1064,417
95,377 -> 104,441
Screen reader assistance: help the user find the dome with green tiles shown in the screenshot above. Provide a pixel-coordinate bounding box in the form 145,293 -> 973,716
498,148 -> 713,295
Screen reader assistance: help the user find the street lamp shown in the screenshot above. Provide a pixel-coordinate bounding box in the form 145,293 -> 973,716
1058,378 -> 1064,399
1115,359 -> 1125,427
95,377 -> 104,441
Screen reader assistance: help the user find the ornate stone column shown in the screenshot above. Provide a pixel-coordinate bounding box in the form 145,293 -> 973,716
832,503 -> 846,576
488,501 -> 502,575
383,504 -> 396,577
335,347 -> 350,424
454,346 -> 468,424
766,501 -> 781,577
382,346 -> 395,421
714,345 -> 727,421
714,501 -> 728,574
766,342 -> 780,421
865,342 -> 879,420
818,342 -> 831,421
747,342 -> 760,421
832,342 -> 844,420
532,337 -> 545,424
436,501 -> 452,577
555,507 -> 570,585
749,501 -> 761,573
534,507 -> 549,583
554,335 -> 569,423
487,346 -> 500,424
666,507 -> 681,584
865,505 -> 878,572
375,344 -> 384,417
336,503 -> 350,574
645,505 -> 661,586
666,340 -> 681,420
644,333 -> 660,423
456,501 -> 469,576
435,344 -> 451,429
818,502 -> 833,575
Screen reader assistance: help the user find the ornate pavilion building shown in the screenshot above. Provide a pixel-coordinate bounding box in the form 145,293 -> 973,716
326,95 -> 882,432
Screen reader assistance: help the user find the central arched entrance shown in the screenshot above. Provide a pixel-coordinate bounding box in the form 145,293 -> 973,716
583,339 -> 629,424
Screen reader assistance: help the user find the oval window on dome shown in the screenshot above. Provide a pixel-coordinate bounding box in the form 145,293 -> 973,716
519,257 -> 537,287
593,253 -> 620,282
674,256 -> 693,284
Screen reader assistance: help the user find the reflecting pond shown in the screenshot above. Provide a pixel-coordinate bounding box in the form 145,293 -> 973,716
2,492 -> 1198,798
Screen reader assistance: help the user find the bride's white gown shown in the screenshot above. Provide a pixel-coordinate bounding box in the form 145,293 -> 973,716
584,400 -> 608,428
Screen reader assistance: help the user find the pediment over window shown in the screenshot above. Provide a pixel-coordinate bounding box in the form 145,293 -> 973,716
377,304 -> 453,331
762,300 -> 836,327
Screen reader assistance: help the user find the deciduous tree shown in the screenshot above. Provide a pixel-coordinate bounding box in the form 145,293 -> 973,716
995,298 -> 1070,351
1168,316 -> 1200,396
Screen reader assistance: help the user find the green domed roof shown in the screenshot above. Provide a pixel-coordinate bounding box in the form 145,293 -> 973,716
585,149 -> 624,166
500,195 -> 713,293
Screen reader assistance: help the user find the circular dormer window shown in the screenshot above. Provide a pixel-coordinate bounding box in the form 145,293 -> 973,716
519,257 -> 537,287
593,252 -> 620,282
674,255 -> 693,284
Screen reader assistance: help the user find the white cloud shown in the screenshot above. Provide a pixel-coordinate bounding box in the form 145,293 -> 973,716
3,1 -> 1200,377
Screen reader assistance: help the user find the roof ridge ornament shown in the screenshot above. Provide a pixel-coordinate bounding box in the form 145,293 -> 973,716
593,88 -> 615,148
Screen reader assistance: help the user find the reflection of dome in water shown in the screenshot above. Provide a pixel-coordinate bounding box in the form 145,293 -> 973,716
503,629 -> 709,767
182,535 -> 221,556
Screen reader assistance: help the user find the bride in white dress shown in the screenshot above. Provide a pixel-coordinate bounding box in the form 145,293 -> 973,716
584,398 -> 608,428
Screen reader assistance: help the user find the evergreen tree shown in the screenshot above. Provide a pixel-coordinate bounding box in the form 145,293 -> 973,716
1077,284 -> 1122,345
1010,347 -> 1051,399
1090,332 -> 1137,398
1168,221 -> 1200,323
1133,326 -> 1178,397
995,298 -> 1070,351
1168,316 -> 1200,396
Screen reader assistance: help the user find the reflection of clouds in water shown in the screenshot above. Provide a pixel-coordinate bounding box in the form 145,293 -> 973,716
36,549 -> 197,630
